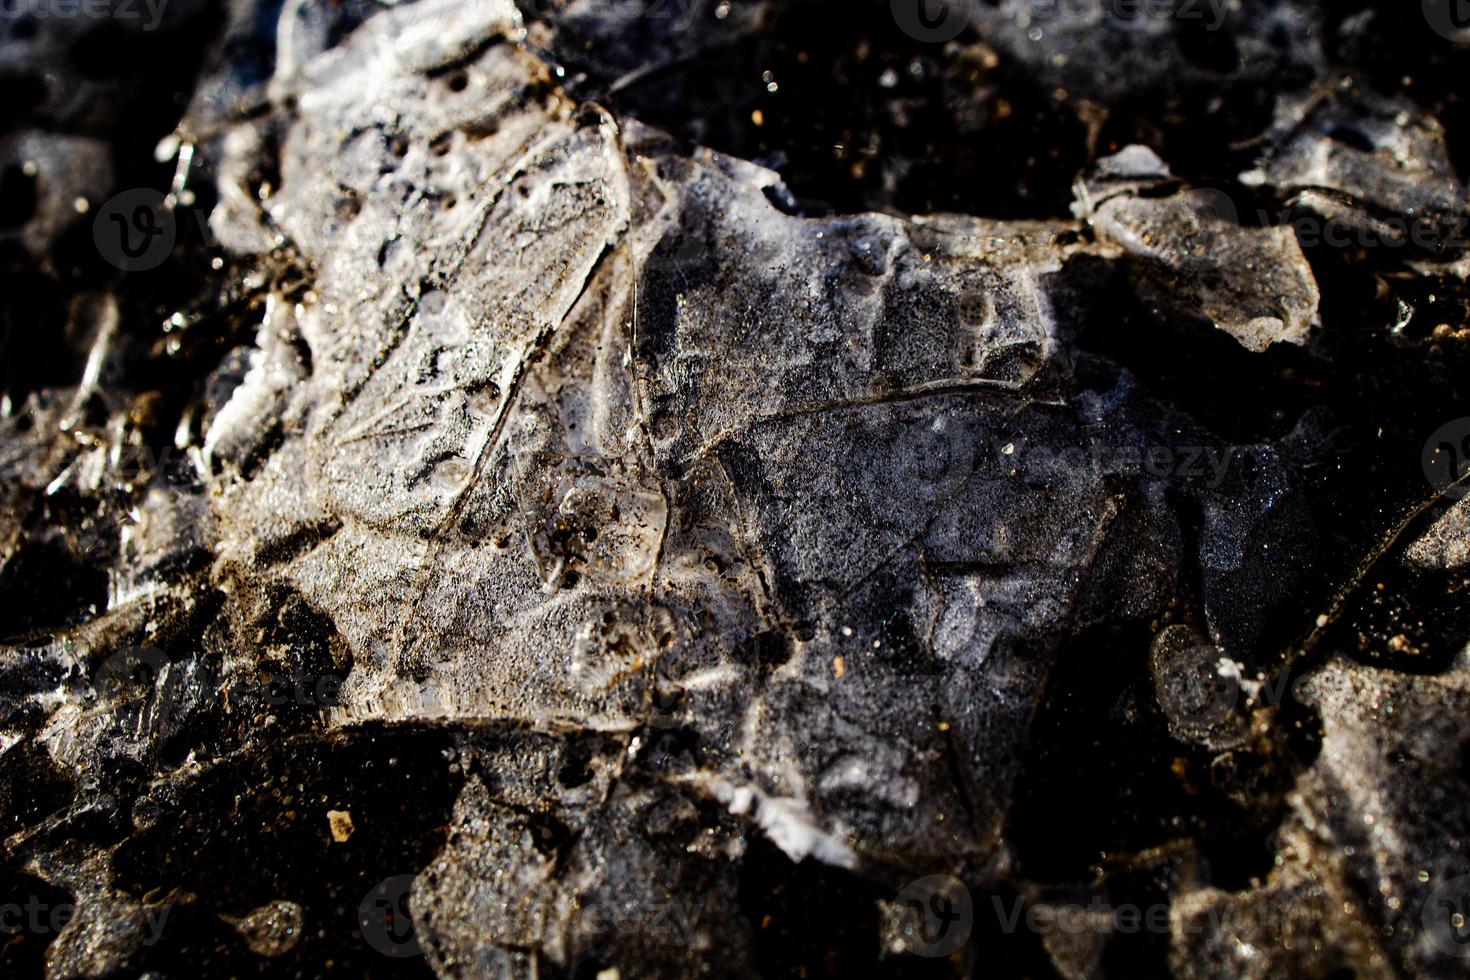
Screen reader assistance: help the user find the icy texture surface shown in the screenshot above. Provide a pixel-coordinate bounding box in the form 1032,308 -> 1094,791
1,1 -> 1469,978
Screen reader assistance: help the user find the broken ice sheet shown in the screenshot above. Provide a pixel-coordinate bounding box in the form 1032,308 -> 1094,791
197,0 -> 1349,890
196,1 -> 1216,885
1242,76 -> 1470,242
1081,147 -> 1322,352
8,0 -> 1470,977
